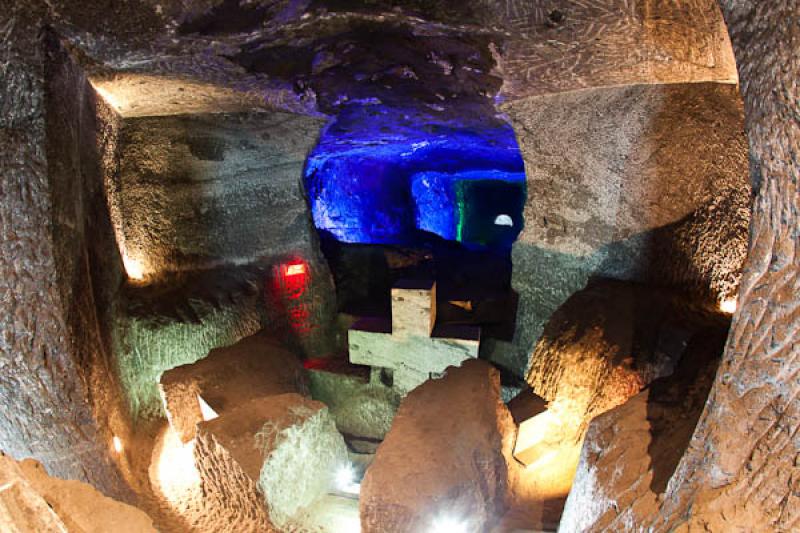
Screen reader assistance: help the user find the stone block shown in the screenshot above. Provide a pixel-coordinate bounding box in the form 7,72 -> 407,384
160,331 -> 309,443
360,359 -> 516,532
391,279 -> 436,336
559,327 -> 725,532
194,394 -> 348,530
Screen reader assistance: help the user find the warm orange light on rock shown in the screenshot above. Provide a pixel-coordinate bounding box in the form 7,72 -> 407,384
122,253 -> 146,281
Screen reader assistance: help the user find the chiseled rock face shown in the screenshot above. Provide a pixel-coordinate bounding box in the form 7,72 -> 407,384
526,279 -> 725,437
0,452 -> 156,533
115,111 -> 325,277
194,394 -> 348,530
160,331 -> 309,443
559,329 -> 725,532
360,359 -> 516,533
495,82 -> 749,377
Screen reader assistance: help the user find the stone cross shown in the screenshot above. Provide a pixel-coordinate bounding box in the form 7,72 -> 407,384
348,280 -> 480,394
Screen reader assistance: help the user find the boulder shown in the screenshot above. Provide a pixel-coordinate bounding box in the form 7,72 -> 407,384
193,394 -> 348,530
0,452 -> 156,533
360,359 -> 516,532
559,329 -> 726,532
160,331 -> 309,442
525,280 -> 722,437
308,365 -> 401,453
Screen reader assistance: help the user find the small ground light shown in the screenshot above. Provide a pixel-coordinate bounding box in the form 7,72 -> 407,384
112,436 -> 123,454
430,514 -> 468,533
720,297 -> 737,314
334,463 -> 361,496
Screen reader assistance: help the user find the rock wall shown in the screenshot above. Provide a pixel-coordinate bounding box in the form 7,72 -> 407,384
491,82 -> 749,376
486,0 -> 737,99
648,1 -> 800,530
115,111 -> 326,277
0,4 -> 130,498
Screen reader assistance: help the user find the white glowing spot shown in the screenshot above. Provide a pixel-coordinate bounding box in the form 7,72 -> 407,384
156,426 -> 201,504
112,436 -> 123,454
513,409 -> 560,467
91,83 -> 123,112
430,514 -> 468,533
122,253 -> 146,281
494,214 -> 513,227
334,463 -> 361,496
720,298 -> 737,314
197,394 -> 219,422
285,263 -> 307,277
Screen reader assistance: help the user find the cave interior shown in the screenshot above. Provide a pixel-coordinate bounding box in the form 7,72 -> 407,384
3,0 -> 779,532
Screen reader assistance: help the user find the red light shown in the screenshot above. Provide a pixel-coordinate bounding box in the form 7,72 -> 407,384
285,263 -> 307,277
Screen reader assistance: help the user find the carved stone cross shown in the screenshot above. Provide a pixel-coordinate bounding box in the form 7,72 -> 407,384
348,280 -> 480,394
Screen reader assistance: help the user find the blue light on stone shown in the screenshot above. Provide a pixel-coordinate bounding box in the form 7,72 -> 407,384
304,104 -> 526,249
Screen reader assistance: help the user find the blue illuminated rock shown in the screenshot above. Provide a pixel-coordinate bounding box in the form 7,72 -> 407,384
304,105 -> 526,249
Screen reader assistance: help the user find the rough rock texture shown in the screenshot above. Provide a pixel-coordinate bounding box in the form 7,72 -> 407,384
160,331 -> 309,442
113,267 -> 264,421
559,325 -> 726,532
115,111 -> 326,277
308,367 -> 402,451
0,5 -> 130,496
644,2 -> 800,531
194,394 -> 348,530
488,0 -> 737,99
0,452 -> 156,533
360,359 -> 516,532
492,82 -> 749,376
525,280 -> 728,436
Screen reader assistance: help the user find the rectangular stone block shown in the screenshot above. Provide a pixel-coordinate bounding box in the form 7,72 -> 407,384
391,279 -> 435,337
194,394 -> 348,530
160,331 -> 308,442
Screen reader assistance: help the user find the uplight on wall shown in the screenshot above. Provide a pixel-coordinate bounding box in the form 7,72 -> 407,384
197,394 -> 219,422
719,297 -> 737,314
122,252 -> 146,281
334,463 -> 361,497
430,513 -> 468,533
112,436 -> 124,454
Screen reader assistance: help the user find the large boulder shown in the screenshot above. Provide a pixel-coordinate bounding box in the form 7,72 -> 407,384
360,359 -> 516,532
559,328 -> 726,532
193,394 -> 348,530
160,330 -> 309,442
526,280 -> 724,438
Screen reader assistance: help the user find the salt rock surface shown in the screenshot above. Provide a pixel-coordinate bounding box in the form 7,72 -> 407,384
526,279 -> 721,436
559,329 -> 725,532
193,393 -> 348,530
360,359 -> 516,532
0,452 -> 156,533
160,331 -> 309,442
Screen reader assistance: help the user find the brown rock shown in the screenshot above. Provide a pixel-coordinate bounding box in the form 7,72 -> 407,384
194,394 -> 348,530
0,452 -> 156,533
526,280 -> 723,437
360,359 -> 516,532
160,331 -> 309,442
559,329 -> 725,531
